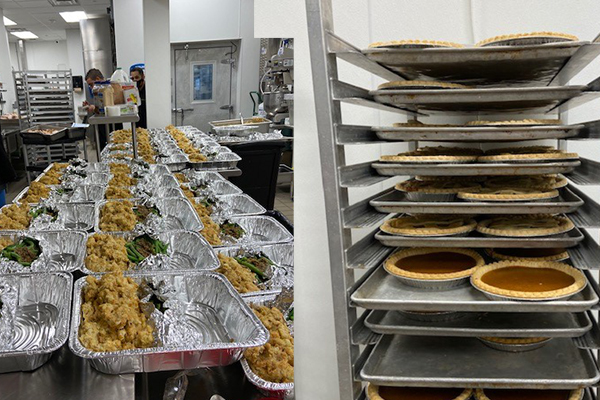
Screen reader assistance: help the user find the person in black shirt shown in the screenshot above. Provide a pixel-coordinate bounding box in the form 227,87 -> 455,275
0,119 -> 17,206
130,67 -> 147,128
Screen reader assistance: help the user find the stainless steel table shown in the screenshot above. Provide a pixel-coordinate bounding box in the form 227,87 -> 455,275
88,114 -> 140,161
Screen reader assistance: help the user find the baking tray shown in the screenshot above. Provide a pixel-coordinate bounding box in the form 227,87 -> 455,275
370,85 -> 588,113
360,335 -> 600,389
373,124 -> 583,142
370,187 -> 583,215
217,216 -> 294,247
208,194 -> 267,217
189,151 -> 241,170
372,160 -> 581,177
69,271 -> 269,374
351,266 -> 598,312
0,230 -> 86,273
362,41 -> 590,87
375,225 -> 584,248
20,124 -> 67,143
0,272 -> 73,373
81,230 -> 219,275
364,309 -> 592,338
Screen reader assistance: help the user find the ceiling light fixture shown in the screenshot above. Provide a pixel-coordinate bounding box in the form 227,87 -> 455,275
59,11 -> 87,23
3,17 -> 17,26
10,31 -> 38,40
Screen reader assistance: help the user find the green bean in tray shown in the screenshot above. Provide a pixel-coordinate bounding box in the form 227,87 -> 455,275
234,252 -> 274,283
125,234 -> 169,264
1,237 -> 41,267
220,220 -> 245,239
29,206 -> 58,221
133,205 -> 160,223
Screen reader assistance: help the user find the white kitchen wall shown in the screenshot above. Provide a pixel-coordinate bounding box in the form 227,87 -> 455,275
255,1 -> 600,399
66,29 -> 86,122
23,40 -> 69,71
114,0 -> 145,73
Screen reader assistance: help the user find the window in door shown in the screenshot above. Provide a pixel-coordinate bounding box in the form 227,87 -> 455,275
191,62 -> 215,103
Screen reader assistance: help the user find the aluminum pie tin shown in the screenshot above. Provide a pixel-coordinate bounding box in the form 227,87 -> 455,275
405,192 -> 457,202
386,272 -> 470,290
0,272 -> 73,373
217,216 -> 293,247
68,271 -> 269,374
460,193 -> 559,203
479,156 -> 580,164
471,278 -> 588,303
478,226 -> 574,238
396,310 -> 468,323
81,230 -> 219,275
0,230 -> 86,273
477,337 -> 552,352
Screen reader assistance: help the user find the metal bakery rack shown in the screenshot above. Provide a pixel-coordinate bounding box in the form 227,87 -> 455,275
307,1 -> 600,399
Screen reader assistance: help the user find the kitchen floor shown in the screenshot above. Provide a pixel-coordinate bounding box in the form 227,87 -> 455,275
274,184 -> 294,224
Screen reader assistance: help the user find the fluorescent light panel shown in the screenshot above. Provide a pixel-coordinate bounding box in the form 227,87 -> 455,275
59,11 -> 87,23
3,17 -> 16,26
10,31 -> 38,40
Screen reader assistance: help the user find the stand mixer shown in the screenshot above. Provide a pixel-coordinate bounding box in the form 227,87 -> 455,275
259,40 -> 294,125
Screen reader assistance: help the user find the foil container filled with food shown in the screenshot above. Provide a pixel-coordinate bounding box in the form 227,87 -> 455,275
180,170 -> 226,184
133,185 -> 185,200
189,151 -> 241,170
215,216 -> 293,247
139,173 -> 179,189
27,200 -> 96,231
82,230 -> 218,274
206,194 -> 266,218
183,180 -> 243,197
0,230 -> 86,273
68,271 -> 269,374
0,272 -> 73,373
70,184 -> 106,203
157,154 -> 189,172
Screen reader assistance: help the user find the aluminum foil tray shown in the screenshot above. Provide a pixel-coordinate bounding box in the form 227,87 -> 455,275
32,164 -> 54,183
81,230 -> 219,275
189,151 -> 241,170
374,226 -> 584,248
95,198 -> 203,234
0,272 -> 73,373
0,230 -> 86,273
373,124 -> 583,142
185,180 -> 243,196
70,185 -> 106,203
140,173 -> 179,189
156,154 -> 188,172
362,41 -> 591,87
182,170 -> 227,184
12,185 -> 58,205
214,132 -> 285,144
69,272 -> 269,374
364,309 -> 592,338
370,85 -> 589,113
370,187 -> 584,215
360,335 -> 600,389
217,242 -> 294,299
372,160 -> 581,177
351,266 -> 598,313
218,216 -> 293,247
23,202 -> 96,231
206,194 -> 266,218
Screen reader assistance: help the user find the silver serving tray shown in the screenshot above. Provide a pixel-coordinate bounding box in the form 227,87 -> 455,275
360,335 -> 600,388
370,187 -> 584,214
372,160 -> 581,176
0,272 -> 73,373
217,216 -> 293,247
373,124 -> 583,142
210,194 -> 267,217
21,202 -> 96,231
351,266 -> 598,312
370,85 -> 588,113
186,180 -> 243,196
182,170 -> 227,184
364,309 -> 592,338
362,41 -> 591,86
81,230 -> 219,275
189,151 -> 241,170
69,272 -> 269,374
0,230 -> 86,273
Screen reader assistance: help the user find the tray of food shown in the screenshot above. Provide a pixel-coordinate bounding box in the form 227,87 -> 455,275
174,170 -> 227,185
210,117 -> 272,134
0,202 -> 96,231
188,151 -> 242,171
95,198 -> 202,234
360,335 -> 600,389
0,272 -> 73,373
20,124 -> 68,143
213,124 -> 260,137
192,194 -> 266,218
33,163 -> 68,185
82,230 -> 218,274
364,309 -> 592,338
351,265 -> 597,313
215,216 -> 294,247
181,180 -> 243,197
0,230 -> 86,273
68,271 -> 269,374
216,242 -> 294,299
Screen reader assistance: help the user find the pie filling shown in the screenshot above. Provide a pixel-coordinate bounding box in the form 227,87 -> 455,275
481,267 -> 575,293
396,252 -> 477,275
493,248 -> 566,258
378,386 -> 465,400
480,389 -> 574,400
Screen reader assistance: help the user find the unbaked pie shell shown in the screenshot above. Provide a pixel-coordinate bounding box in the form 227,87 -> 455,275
367,383 -> 473,400
470,260 -> 587,300
385,247 -> 484,280
475,388 -> 583,400
477,215 -> 574,237
381,215 -> 477,236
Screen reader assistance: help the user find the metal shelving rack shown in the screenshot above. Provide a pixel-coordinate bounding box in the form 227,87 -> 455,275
307,1 -> 600,399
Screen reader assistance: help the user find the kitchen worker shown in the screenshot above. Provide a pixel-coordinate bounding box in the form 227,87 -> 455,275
84,68 -> 109,152
0,119 -> 17,207
130,67 -> 147,128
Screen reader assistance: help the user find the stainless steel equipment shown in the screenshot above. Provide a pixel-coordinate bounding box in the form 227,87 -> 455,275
259,39 -> 294,123
79,16 -> 115,78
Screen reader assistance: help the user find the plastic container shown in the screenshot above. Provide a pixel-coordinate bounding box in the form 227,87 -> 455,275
110,68 -> 130,83
106,105 -> 121,117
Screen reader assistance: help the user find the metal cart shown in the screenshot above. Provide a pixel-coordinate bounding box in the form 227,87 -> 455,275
307,1 -> 600,399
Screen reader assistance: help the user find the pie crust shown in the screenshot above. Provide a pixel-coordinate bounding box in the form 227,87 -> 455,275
381,146 -> 482,163
381,215 -> 477,236
396,179 -> 481,194
368,39 -> 465,49
377,80 -> 469,90
457,187 -> 559,201
488,248 -> 569,262
391,121 -> 458,128
466,119 -> 562,126
483,175 -> 567,190
475,32 -> 579,47
478,337 -> 550,345
475,388 -> 584,400
476,215 -> 574,237
367,383 -> 473,400
478,146 -> 579,162
470,260 -> 587,300
384,247 -> 484,280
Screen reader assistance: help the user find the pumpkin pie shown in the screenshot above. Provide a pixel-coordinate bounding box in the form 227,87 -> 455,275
475,388 -> 583,400
477,215 -> 574,237
368,39 -> 465,49
466,119 -> 562,127
385,247 -> 484,281
457,187 -> 559,202
470,260 -> 587,300
475,32 -> 579,47
381,215 -> 477,236
367,383 -> 472,400
380,146 -> 483,163
488,247 -> 569,262
396,179 -> 481,196
478,146 -> 579,163
377,80 -> 469,90
478,336 -> 552,352
483,175 -> 567,190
